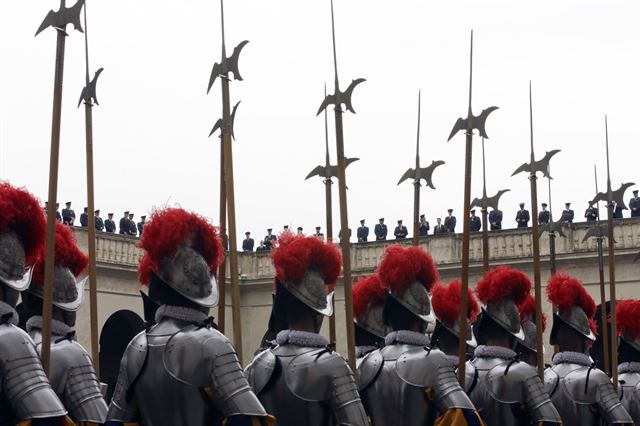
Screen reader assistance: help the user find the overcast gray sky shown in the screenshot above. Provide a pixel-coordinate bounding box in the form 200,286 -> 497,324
1,1 -> 638,246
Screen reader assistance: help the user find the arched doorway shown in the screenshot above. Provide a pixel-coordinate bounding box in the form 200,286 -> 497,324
99,309 -> 144,403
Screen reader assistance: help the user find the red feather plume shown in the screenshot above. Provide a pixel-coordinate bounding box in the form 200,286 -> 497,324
518,295 -> 547,331
0,183 -> 46,263
432,279 -> 480,327
377,245 -> 439,294
476,265 -> 531,306
546,272 -> 596,319
271,233 -> 341,290
617,299 -> 640,339
33,222 -> 88,284
138,208 -> 223,286
353,274 -> 385,318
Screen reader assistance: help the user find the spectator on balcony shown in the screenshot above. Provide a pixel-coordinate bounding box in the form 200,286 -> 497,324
119,211 -> 130,234
256,240 -> 267,252
585,204 -> 598,222
419,214 -> 429,237
55,203 -> 62,223
94,209 -> 104,232
242,231 -> 254,252
137,215 -> 146,237
538,203 -> 550,224
128,213 -> 137,237
394,220 -> 408,239
614,201 -> 624,219
264,228 -> 277,250
444,209 -> 456,233
516,203 -> 530,228
375,218 -> 387,241
296,226 -> 304,236
433,217 -> 446,234
357,219 -> 369,242
339,228 -> 351,244
313,226 -> 325,241
283,225 -> 290,233
79,207 -> 89,227
560,202 -> 574,224
470,209 -> 481,232
105,213 -> 116,233
631,190 -> 640,218
62,201 -> 75,226
489,207 -> 503,230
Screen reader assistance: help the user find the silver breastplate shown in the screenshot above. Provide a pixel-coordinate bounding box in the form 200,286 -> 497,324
619,371 -> 640,425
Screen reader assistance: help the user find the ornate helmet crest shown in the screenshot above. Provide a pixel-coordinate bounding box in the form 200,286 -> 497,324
616,299 -> 640,353
547,272 -> 597,343
517,294 -> 547,353
432,279 -> 480,347
353,274 -> 386,338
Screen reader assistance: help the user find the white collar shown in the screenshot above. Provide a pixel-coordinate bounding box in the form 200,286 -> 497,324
276,330 -> 329,348
619,362 -> 640,374
552,351 -> 593,367
26,315 -> 75,337
0,301 -> 18,326
474,345 -> 517,360
155,304 -> 209,324
384,330 -> 430,347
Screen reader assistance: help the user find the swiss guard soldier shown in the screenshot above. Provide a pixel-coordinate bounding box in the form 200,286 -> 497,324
374,217 -> 387,241
630,190 -> 640,217
94,209 -> 104,231
118,211 -> 129,234
357,219 -> 369,242
469,209 -> 481,232
352,274 -> 386,364
488,207 -> 502,230
539,202 -> 550,224
616,299 -> 640,423
585,203 -> 598,222
430,279 -> 479,365
467,266 -> 562,425
0,183 -> 69,424
419,214 -> 430,236
62,201 -> 75,226
515,294 -> 546,367
445,208 -> 457,232
23,222 -> 108,424
245,233 -> 368,426
80,206 -> 89,227
358,245 -> 483,426
106,208 -> 271,425
105,212 -> 116,233
560,202 -> 574,224
393,219 -> 408,239
516,202 -> 530,228
544,273 -> 633,424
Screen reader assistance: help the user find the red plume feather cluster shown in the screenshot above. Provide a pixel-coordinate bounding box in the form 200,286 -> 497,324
476,266 -> 531,306
546,272 -> 596,319
377,245 -> 439,294
271,233 -> 341,290
0,183 -> 46,263
353,274 -> 385,318
33,222 -> 88,284
518,295 -> 547,331
138,208 -> 223,286
432,279 -> 480,327
617,299 -> 640,339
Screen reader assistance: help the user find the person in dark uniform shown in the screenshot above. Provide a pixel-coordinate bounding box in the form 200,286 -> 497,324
296,226 -> 304,236
433,217 -> 446,234
444,209 -> 456,233
393,220 -> 408,239
357,219 -> 369,242
55,203 -> 62,223
489,207 -> 503,230
128,213 -> 137,236
469,209 -> 481,232
94,209 -> 104,232
264,228 -> 277,250
630,190 -> 640,218
339,228 -> 351,244
538,203 -> 550,224
613,201 -> 624,219
80,207 -> 89,227
242,231 -> 254,252
105,213 -> 116,233
516,202 -> 530,228
560,202 -> 574,223
119,211 -> 130,234
313,226 -> 325,241
374,218 -> 387,241
283,225 -> 289,233
137,215 -> 146,237
418,214 -> 429,237
62,201 -> 75,226
584,203 -> 598,222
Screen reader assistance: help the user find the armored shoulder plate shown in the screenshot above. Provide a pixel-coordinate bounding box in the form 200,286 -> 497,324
356,349 -> 383,391
110,331 -> 147,405
284,348 -> 352,402
0,324 -> 67,420
484,361 -> 536,403
462,361 -> 478,394
544,367 -> 560,397
245,348 -> 277,395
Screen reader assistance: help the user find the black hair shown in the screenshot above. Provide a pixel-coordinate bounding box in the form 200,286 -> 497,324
383,292 -> 426,333
618,339 -> 640,364
431,322 -> 460,355
149,271 -> 207,314
355,322 -> 384,348
475,312 -> 515,347
272,279 -> 323,332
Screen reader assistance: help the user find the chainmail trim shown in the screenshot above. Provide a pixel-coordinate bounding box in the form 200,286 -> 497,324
0,300 -> 18,326
155,304 -> 208,324
444,354 -> 459,366
552,351 -> 592,366
473,345 -> 516,360
618,362 -> 640,374
276,329 -> 329,347
384,330 -> 430,346
26,315 -> 74,337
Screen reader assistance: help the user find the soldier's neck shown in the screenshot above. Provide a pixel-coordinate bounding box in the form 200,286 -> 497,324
288,317 -> 318,334
484,335 -> 514,349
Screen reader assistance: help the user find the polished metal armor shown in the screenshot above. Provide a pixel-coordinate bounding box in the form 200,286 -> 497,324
466,354 -> 562,425
29,326 -> 107,423
107,315 -> 267,425
358,343 -> 477,426
246,342 -> 368,426
545,361 -> 633,424
618,369 -> 640,424
0,322 -> 67,423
